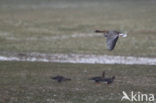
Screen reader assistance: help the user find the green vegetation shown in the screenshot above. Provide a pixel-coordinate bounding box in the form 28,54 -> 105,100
0,0 -> 156,57
0,61 -> 155,103
0,1 -> 156,103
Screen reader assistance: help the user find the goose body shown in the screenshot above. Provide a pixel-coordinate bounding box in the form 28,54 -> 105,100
89,77 -> 104,83
89,71 -> 105,83
95,30 -> 127,50
103,76 -> 115,84
89,71 -> 115,84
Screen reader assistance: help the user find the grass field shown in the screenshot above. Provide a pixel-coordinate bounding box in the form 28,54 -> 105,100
0,0 -> 156,103
0,62 -> 156,103
0,0 -> 156,57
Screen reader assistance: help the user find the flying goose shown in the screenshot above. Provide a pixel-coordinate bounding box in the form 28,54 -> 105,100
51,75 -> 71,83
95,30 -> 127,50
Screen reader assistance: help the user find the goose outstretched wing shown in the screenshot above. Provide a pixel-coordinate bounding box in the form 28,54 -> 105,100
106,34 -> 119,50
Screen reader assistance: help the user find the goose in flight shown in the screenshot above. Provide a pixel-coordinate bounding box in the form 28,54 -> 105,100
51,75 -> 71,83
95,30 -> 127,50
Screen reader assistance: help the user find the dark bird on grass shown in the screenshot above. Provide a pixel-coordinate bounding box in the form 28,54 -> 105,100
103,76 -> 115,84
95,30 -> 127,50
51,75 -> 71,83
88,71 -> 105,83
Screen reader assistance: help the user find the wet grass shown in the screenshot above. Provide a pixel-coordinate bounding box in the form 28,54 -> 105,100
0,0 -> 156,57
0,61 -> 156,103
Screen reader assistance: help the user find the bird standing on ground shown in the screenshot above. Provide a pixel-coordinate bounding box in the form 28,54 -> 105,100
51,75 -> 71,83
88,71 -> 105,83
89,71 -> 115,84
95,30 -> 127,50
103,76 -> 115,84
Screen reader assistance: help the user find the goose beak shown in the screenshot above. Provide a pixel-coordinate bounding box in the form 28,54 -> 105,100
119,33 -> 127,37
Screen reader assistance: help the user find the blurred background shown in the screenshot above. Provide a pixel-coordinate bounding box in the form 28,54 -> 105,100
0,0 -> 156,57
0,0 -> 156,103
